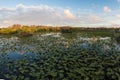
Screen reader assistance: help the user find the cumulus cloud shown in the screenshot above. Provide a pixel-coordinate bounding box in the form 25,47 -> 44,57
116,14 -> 120,18
108,14 -> 120,27
64,9 -> 76,19
89,15 -> 100,22
0,4 -> 119,27
3,20 -> 10,24
109,20 -> 120,27
0,4 -> 77,27
103,6 -> 111,12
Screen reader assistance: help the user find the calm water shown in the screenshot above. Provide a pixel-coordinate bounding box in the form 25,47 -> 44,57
0,32 -> 119,80
0,32 -> 120,60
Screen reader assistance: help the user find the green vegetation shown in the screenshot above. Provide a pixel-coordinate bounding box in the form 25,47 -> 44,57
0,24 -> 120,80
0,24 -> 119,37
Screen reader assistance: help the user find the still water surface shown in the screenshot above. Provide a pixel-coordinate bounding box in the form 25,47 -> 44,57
0,33 -> 120,60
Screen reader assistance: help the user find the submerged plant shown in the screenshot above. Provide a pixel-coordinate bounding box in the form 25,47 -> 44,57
0,32 -> 119,80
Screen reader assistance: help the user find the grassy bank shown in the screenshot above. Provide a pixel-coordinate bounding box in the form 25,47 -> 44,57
0,24 -> 119,37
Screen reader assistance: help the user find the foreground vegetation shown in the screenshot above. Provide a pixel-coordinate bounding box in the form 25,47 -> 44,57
0,25 -> 120,80
0,32 -> 119,80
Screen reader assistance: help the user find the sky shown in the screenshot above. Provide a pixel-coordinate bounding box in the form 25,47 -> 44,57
0,0 -> 120,27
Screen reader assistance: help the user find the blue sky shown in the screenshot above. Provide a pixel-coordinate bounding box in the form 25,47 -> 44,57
0,0 -> 120,27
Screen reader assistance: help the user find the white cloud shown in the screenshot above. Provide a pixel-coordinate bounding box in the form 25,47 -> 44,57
89,15 -> 100,22
0,4 -> 119,28
116,14 -> 120,18
64,9 -> 76,19
0,4 -> 79,27
109,20 -> 120,27
3,20 -> 10,24
103,6 -> 111,12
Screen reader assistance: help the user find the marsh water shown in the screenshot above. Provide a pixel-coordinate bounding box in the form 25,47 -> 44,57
0,32 -> 120,79
0,32 -> 120,61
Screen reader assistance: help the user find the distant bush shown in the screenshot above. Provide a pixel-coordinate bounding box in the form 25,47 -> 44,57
60,26 -> 72,33
116,36 -> 120,43
17,31 -> 33,37
0,24 -> 119,36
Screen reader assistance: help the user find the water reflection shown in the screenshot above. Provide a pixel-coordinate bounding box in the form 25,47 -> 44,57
0,33 -> 120,60
41,33 -> 61,37
79,37 -> 111,42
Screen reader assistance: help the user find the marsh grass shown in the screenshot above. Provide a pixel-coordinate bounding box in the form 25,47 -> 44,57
0,24 -> 118,37
0,25 -> 120,80
0,32 -> 119,80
